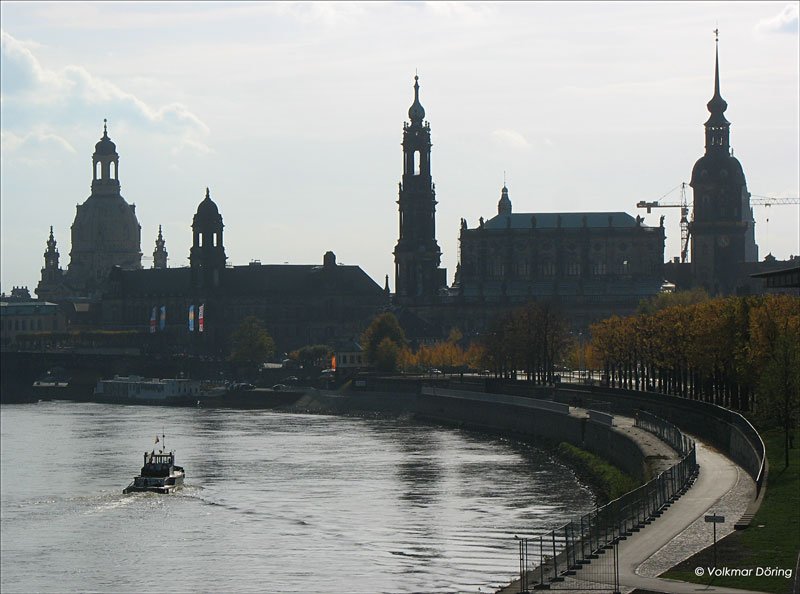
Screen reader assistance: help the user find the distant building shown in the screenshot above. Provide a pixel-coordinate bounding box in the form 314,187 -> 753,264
0,300 -> 66,347
392,76 -> 447,306
750,263 -> 800,295
688,36 -> 758,295
455,186 -> 665,306
102,189 -> 388,354
36,122 -> 142,302
668,36 -> 795,296
390,77 -> 666,337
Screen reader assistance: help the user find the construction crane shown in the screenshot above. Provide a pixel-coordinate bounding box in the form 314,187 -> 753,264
636,183 -> 692,263
637,184 -> 799,264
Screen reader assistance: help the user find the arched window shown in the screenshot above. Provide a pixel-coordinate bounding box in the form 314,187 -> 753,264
414,150 -> 421,175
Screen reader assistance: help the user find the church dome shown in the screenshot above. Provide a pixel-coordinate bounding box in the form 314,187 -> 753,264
94,121 -> 117,156
690,153 -> 746,188
193,188 -> 223,228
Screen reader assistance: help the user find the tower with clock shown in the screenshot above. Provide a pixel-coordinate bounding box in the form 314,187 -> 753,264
689,32 -> 758,295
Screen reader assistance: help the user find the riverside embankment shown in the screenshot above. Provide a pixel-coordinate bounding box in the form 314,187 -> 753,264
285,379 -> 765,594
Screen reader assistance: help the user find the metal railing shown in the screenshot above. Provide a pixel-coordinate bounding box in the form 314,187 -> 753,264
517,424 -> 698,590
634,410 -> 694,456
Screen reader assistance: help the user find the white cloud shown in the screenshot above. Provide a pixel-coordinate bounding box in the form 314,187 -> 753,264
491,128 -> 531,150
0,29 -> 210,153
757,4 -> 799,34
424,1 -> 495,23
0,129 -> 76,155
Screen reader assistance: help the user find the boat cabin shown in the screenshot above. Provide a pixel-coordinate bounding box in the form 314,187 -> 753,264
141,451 -> 175,477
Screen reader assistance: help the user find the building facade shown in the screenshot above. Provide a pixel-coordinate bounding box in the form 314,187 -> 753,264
36,122 -> 142,302
455,186 -> 665,305
688,36 -> 758,295
102,190 -> 389,355
393,76 -> 447,306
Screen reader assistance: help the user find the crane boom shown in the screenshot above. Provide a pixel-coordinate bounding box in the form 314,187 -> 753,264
636,186 -> 798,265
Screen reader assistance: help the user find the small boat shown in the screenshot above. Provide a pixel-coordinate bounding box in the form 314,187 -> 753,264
31,367 -> 74,400
123,440 -> 185,494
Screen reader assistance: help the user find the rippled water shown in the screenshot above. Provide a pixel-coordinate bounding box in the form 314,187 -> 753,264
1,401 -> 594,593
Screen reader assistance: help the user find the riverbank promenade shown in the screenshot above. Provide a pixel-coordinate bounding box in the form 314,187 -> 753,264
497,417 -> 760,594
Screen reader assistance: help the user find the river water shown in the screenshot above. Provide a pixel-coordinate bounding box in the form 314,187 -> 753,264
1,401 -> 594,593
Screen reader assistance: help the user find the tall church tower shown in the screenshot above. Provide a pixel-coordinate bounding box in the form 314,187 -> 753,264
153,225 -> 168,269
35,226 -> 67,301
393,76 -> 445,305
190,188 -> 227,289
689,33 -> 757,295
67,120 -> 142,297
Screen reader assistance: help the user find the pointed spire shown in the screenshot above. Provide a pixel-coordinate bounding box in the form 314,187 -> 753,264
706,29 -> 729,125
44,225 -> 60,269
103,118 -> 108,137
153,225 -> 168,269
408,74 -> 426,124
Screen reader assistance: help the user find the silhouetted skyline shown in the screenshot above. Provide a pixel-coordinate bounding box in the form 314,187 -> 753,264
2,2 -> 798,292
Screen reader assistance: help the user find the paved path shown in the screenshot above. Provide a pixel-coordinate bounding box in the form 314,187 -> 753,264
615,439 -> 760,594
497,424 -> 761,594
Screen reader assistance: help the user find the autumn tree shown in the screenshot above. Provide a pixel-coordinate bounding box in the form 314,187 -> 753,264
360,313 -> 407,372
290,344 -> 333,368
637,287 -> 709,315
229,316 -> 276,369
749,295 -> 800,468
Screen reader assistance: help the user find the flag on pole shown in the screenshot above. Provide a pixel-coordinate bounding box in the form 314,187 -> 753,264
150,307 -> 157,333
159,306 -> 166,331
155,435 -> 160,444
188,304 -> 195,332
198,304 -> 205,332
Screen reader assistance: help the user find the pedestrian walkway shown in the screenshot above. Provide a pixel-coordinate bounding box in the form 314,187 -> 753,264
615,439 -> 760,593
496,418 -> 761,594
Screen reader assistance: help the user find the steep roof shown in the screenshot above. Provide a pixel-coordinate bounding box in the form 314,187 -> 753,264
482,212 -> 641,230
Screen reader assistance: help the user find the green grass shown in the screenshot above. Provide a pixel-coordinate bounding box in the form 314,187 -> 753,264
661,429 -> 800,594
555,442 -> 641,505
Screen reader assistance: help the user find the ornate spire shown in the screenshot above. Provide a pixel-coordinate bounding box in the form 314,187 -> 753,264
408,75 -> 426,125
153,225 -> 168,269
47,226 -> 57,250
498,183 -> 512,216
43,226 -> 60,270
703,30 -> 731,154
706,30 -> 729,125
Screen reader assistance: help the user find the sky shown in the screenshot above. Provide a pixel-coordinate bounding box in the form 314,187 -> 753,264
1,1 -> 798,294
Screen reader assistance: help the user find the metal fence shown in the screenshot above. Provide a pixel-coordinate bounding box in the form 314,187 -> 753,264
517,420 -> 698,591
634,409 -> 694,456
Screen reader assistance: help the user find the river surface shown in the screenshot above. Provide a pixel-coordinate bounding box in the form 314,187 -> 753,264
1,401 -> 594,593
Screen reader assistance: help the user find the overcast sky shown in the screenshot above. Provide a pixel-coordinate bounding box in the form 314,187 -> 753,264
2,1 -> 798,294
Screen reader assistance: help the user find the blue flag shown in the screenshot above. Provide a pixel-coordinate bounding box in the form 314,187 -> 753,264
159,306 -> 166,331
188,304 -> 195,332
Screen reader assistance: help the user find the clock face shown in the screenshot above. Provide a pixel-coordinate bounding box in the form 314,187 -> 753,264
717,235 -> 730,248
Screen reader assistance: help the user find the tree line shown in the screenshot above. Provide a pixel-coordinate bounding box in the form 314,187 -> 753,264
589,293 -> 799,467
